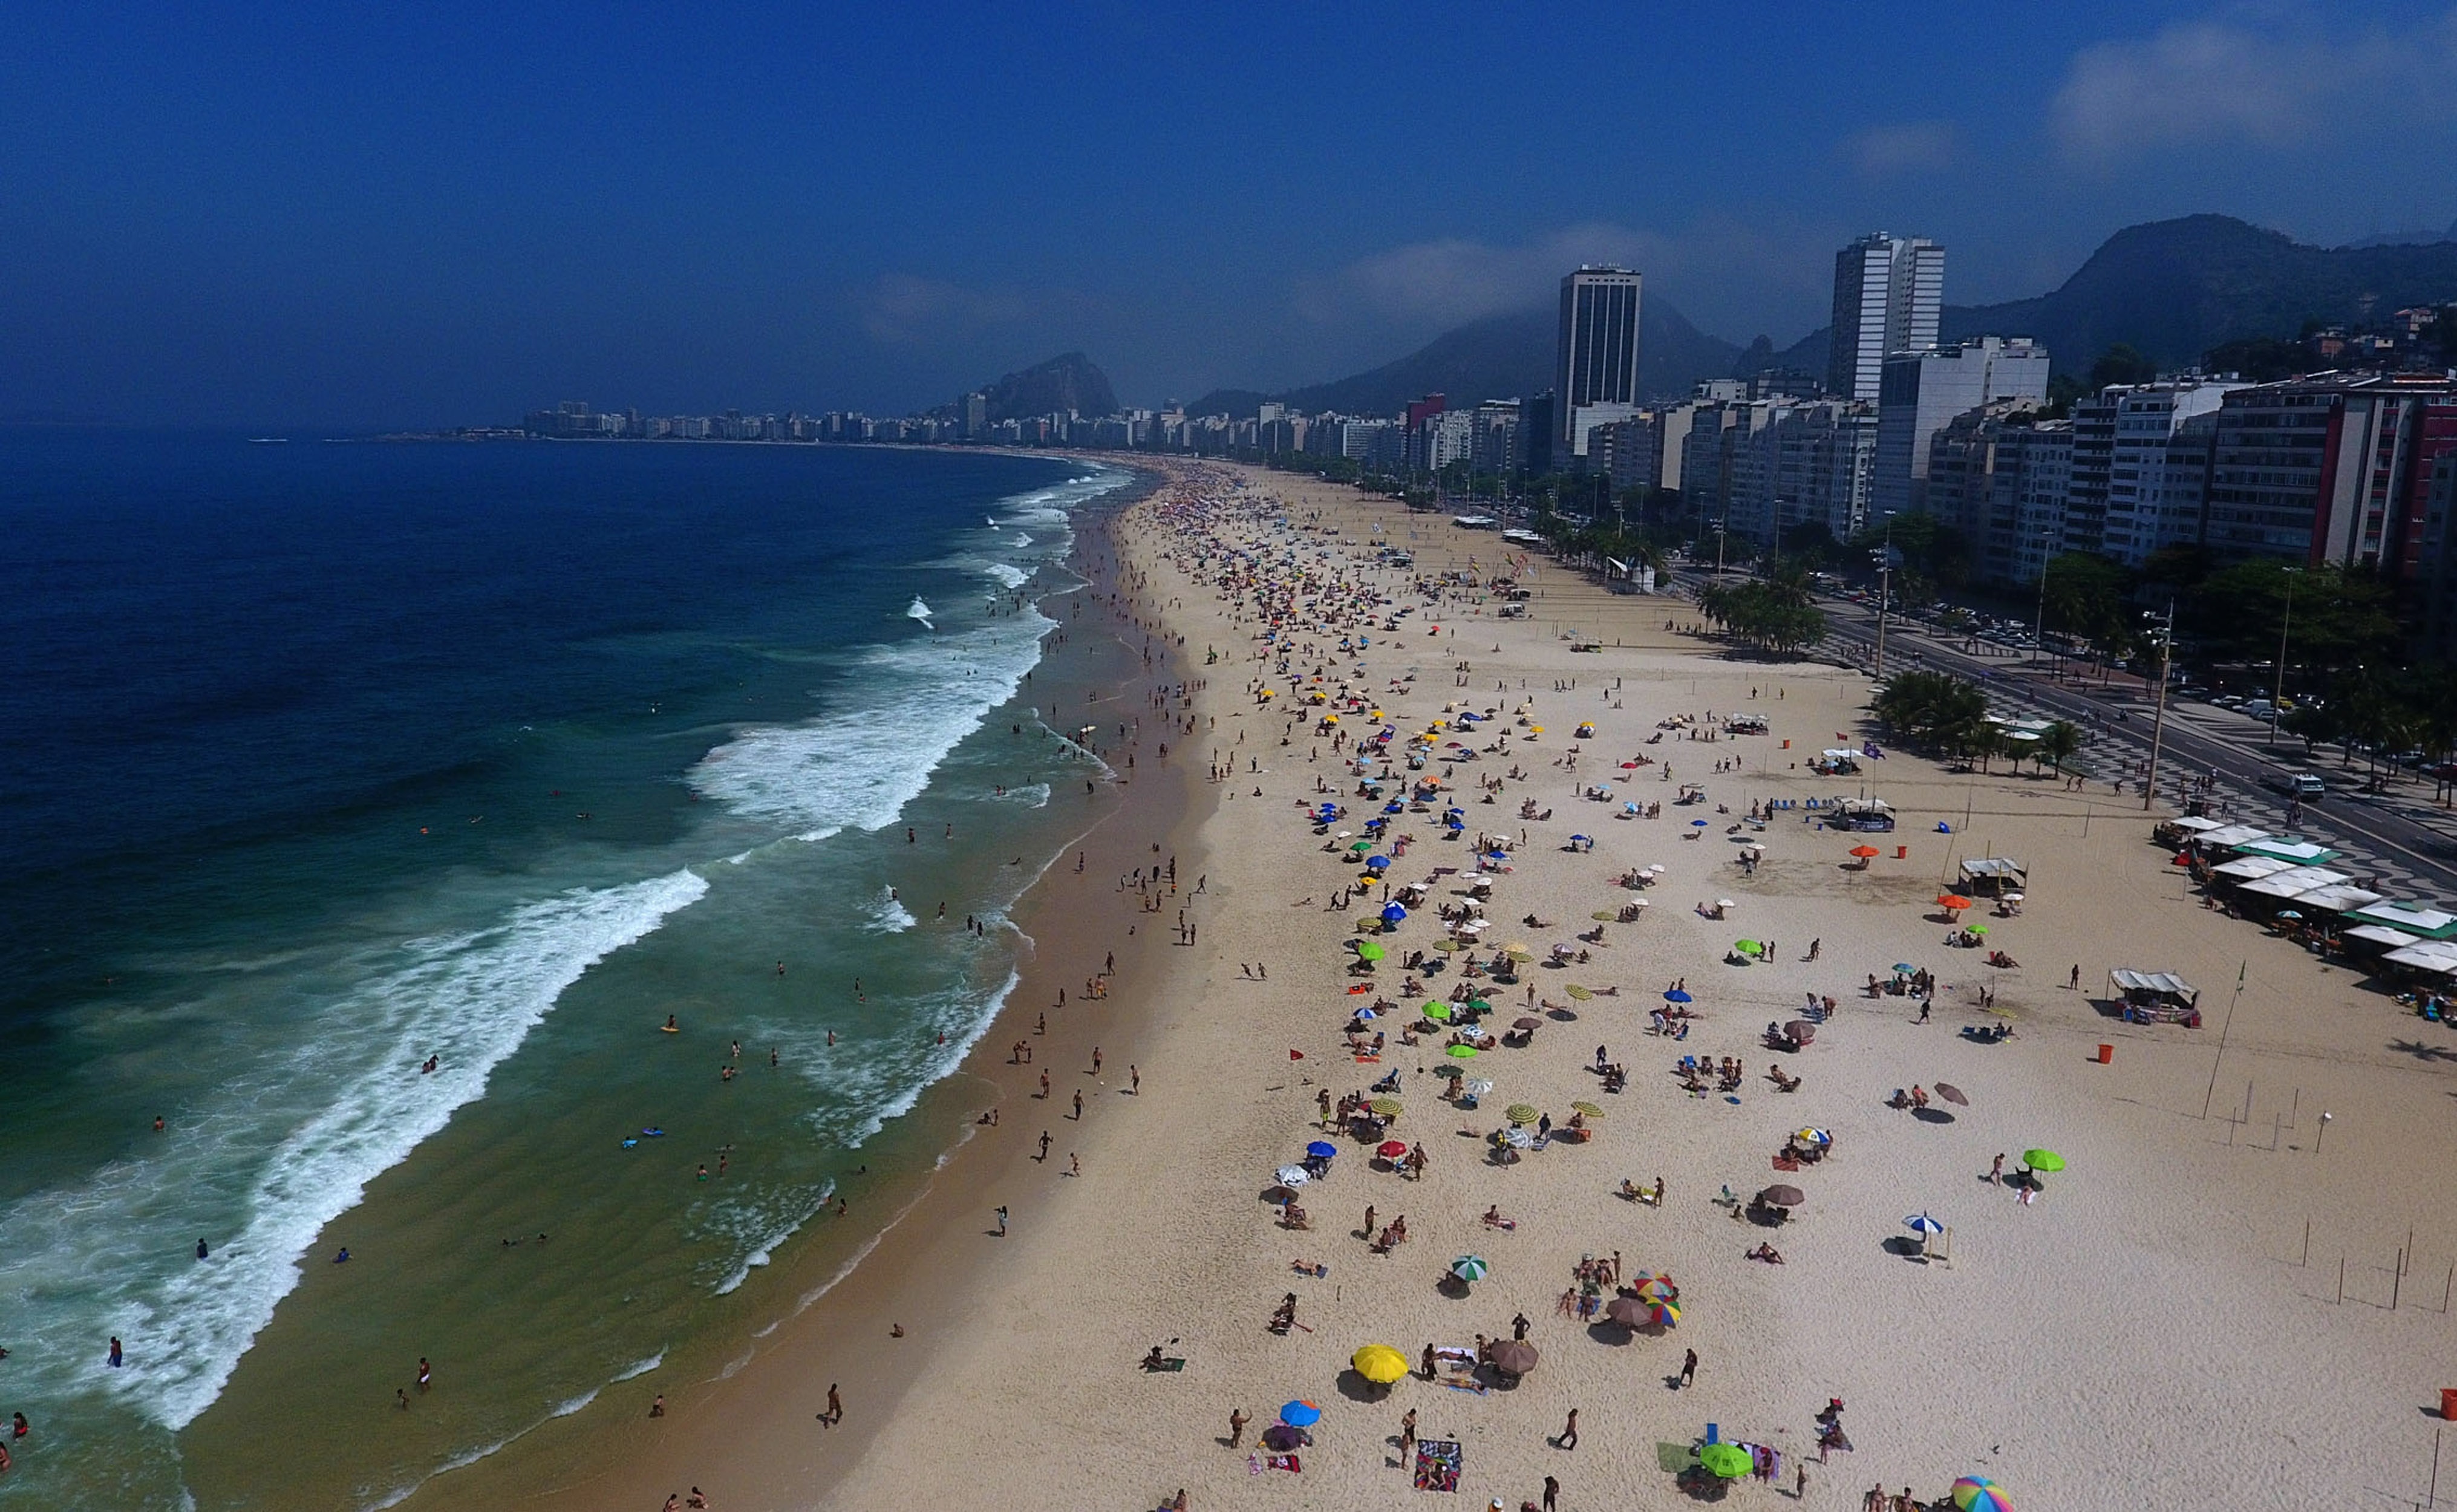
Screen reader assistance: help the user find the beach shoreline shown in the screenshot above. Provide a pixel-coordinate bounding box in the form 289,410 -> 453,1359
368,462 -> 1228,1511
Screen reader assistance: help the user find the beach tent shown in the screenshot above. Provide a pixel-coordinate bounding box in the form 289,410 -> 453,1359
2208,855 -> 2296,883
2343,924 -> 2423,953
2108,968 -> 2199,1007
1956,858 -> 2026,896
2192,824 -> 2273,850
2232,837 -> 2341,866
2348,902 -> 2457,940
2383,940 -> 2457,978
2236,866 -> 2353,900
2285,883 -> 2384,916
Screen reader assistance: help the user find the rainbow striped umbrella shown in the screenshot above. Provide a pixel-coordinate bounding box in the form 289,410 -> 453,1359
1951,1476 -> 2013,1511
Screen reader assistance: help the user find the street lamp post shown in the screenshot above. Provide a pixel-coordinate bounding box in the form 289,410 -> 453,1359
1871,513 -> 1897,677
2032,532 -> 2056,672
2142,598 -> 2177,813
2269,567 -> 2300,748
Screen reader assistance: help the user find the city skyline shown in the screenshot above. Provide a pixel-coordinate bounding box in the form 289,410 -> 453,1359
8,4 -> 2457,427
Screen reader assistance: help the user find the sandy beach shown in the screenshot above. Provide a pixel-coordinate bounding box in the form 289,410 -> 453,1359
500,460 -> 2457,1512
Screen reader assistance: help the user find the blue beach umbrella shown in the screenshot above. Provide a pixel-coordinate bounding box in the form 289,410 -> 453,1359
1382,903 -> 1408,923
1366,855 -> 1391,870
1663,989 -> 1693,1004
1691,818 -> 1710,827
1904,1213 -> 1945,1235
1305,1141 -> 1338,1159
1279,1400 -> 1322,1427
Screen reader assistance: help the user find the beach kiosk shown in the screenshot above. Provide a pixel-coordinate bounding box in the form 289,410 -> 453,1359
1956,857 -> 2026,898
2109,968 -> 2202,1027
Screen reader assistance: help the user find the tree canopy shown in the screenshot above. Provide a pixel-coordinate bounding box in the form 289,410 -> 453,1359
1695,567 -> 1826,656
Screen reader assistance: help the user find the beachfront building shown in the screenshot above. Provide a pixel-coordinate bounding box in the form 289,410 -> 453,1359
1826,233 -> 1945,402
1925,403 -> 2074,587
1724,400 -> 1877,545
2205,373 -> 2457,572
1556,266 -> 1642,463
2096,380 -> 2243,566
1873,337 -> 2054,519
1469,400 -> 1522,476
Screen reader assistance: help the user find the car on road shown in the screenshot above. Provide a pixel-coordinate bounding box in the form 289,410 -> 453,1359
2270,771 -> 2328,800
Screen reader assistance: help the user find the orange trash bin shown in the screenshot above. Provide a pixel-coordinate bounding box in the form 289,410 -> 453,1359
2097,1044 -> 2113,1064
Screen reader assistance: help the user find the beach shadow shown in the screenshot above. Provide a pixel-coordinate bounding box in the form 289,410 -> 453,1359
1586,1320 -> 1634,1346
1547,1008 -> 1579,1021
1880,1236 -> 1930,1262
1911,1107 -> 1956,1124
1333,1369 -> 1391,1404
2388,1038 -> 2457,1064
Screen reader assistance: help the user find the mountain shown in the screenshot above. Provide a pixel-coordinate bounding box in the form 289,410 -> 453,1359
2340,218 -> 2457,250
1184,298 -> 1742,419
965,351 -> 1117,423
1778,215 -> 2457,377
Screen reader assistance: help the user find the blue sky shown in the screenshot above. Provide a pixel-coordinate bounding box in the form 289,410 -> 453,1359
6,1 -> 2456,426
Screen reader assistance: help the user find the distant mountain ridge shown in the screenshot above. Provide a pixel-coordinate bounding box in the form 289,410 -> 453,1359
1186,299 -> 1741,420
1194,215 -> 2457,419
952,351 -> 1117,424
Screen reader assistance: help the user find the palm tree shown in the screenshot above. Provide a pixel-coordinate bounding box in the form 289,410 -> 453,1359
2035,720 -> 2083,778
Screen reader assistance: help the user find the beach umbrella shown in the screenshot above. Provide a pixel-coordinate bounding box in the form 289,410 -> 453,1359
1691,818 -> 1710,827
1648,864 -> 1668,873
1664,989 -> 1694,1003
1449,1255 -> 1489,1282
2276,908 -> 2304,921
1570,833 -> 1592,844
2022,1149 -> 2066,1173
1348,839 -> 1374,852
1502,944 -> 1534,962
1279,1399 -> 1322,1427
1893,963 -> 1917,974
1446,1044 -> 1480,1059
1849,844 -> 1881,858
1273,1165 -> 1311,1187
1366,853 -> 1392,869
1375,1139 -> 1409,1159
1966,924 -> 1989,936
1570,1101 -> 1604,1118
1434,938 -> 1468,953
1733,940 -> 1763,957
1591,910 -> 1618,921
1634,1274 -> 1677,1302
1351,1344 -> 1408,1386
1620,760 -> 1640,769
1462,1078 -> 1493,1097
1504,1103 -> 1541,1124
1784,1020 -> 1817,1043
1564,984 -> 1594,1000
1951,1476 -> 2014,1512
1549,943 -> 1576,959
1260,1422 -> 1307,1451
1368,1097 -> 1403,1116
1512,1015 -> 1543,1031
1382,903 -> 1408,923
1487,1340 -> 1538,1376
1793,1127 -> 1832,1146
1758,1184 -> 1806,1207
1604,1295 -> 1649,1326
1353,1005 -> 1379,1020
1352,940 -> 1386,962
1424,1002 -> 1453,1021
1434,1064 -> 1466,1081
1305,1140 -> 1338,1159
1934,1083 -> 1969,1106
1698,1444 -> 1753,1479
1905,1212 -> 1945,1235
1642,1298 -> 1680,1328
1500,1126 -> 1534,1149
1716,898 -> 1736,910
1939,893 -> 1973,910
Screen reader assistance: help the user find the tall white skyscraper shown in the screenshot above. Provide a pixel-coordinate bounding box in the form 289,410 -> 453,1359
1556,266 -> 1642,461
1827,234 -> 1944,401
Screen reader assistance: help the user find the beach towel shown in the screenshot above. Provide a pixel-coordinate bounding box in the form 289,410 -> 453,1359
1247,1453 -> 1300,1475
1413,1439 -> 1463,1491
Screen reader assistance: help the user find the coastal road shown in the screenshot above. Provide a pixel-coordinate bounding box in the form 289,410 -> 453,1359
1672,570 -> 2457,902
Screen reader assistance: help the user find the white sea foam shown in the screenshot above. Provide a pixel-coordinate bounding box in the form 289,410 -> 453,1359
863,886 -> 917,933
984,560 -> 1028,589
0,867 -> 711,1435
688,614 -> 1056,835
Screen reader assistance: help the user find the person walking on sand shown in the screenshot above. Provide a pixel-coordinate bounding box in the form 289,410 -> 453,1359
1071,1090 -> 1083,1120
1038,1131 -> 1051,1161
1556,1407 -> 1578,1449
994,1205 -> 1008,1236
1229,1407 -> 1250,1448
821,1383 -> 842,1425
1989,1153 -> 2005,1184
1680,1348 -> 1698,1387
2070,962 -> 2082,990
1400,1407 -> 1417,1461
1543,1475 -> 1561,1511
416,1357 -> 431,1392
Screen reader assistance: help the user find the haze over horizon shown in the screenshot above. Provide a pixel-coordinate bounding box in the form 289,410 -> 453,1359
8,1 -> 2457,429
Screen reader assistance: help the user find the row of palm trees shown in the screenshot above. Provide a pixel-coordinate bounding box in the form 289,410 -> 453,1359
1695,569 -> 1827,656
1871,670 -> 2084,775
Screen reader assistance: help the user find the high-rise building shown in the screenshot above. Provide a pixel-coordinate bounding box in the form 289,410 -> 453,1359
2058,390 -> 2122,556
1827,235 -> 1945,402
1469,400 -> 1522,475
1556,267 -> 1642,461
2205,373 -> 2457,571
2096,380 -> 2244,566
1873,337 -> 2054,518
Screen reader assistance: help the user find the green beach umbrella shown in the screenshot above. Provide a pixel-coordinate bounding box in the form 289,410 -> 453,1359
1353,940 -> 1386,962
1424,1002 -> 1453,1022
1449,1254 -> 1489,1282
1564,984 -> 1594,1001
2022,1149 -> 2066,1173
1434,938 -> 1468,953
1446,1043 -> 1479,1059
1734,939 -> 1763,956
1591,910 -> 1617,922
1698,1444 -> 1753,1479
1349,839 -> 1374,853
1504,1103 -> 1541,1125
1368,1097 -> 1403,1116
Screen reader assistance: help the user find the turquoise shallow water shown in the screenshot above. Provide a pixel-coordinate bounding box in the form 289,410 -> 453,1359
0,433 -> 1137,1507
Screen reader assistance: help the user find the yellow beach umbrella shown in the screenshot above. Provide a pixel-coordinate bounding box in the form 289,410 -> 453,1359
1352,1343 -> 1408,1384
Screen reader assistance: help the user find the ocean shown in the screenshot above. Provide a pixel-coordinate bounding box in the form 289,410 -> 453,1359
0,431 -> 1137,1508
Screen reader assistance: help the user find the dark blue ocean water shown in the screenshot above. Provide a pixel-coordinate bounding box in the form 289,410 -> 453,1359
0,431 -> 1129,1508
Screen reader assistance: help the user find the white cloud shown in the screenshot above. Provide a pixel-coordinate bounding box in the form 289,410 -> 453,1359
2051,10 -> 2457,162
1841,120 -> 1960,176
1299,218 -> 1831,339
854,273 -> 1037,345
